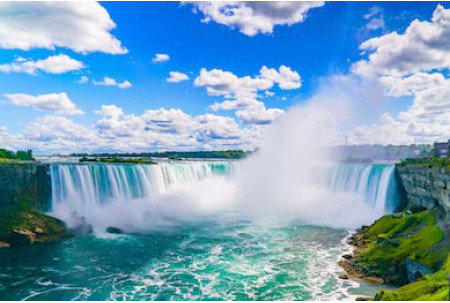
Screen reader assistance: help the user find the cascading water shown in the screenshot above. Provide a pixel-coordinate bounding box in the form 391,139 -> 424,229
49,161 -> 402,231
325,164 -> 401,215
50,162 -> 233,231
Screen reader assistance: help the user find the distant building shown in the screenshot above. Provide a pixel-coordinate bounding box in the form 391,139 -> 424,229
434,140 -> 450,157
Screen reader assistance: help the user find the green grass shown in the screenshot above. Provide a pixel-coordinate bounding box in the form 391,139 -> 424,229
0,210 -> 72,244
375,254 -> 450,301
354,211 -> 447,285
397,157 -> 450,168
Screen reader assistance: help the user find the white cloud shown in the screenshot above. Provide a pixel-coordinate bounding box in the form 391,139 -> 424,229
194,65 -> 299,124
346,72 -> 450,144
0,102 -> 272,153
93,77 -> 132,89
78,76 -> 89,84
167,71 -> 190,83
194,67 -> 273,97
259,65 -> 302,89
364,6 -> 385,31
24,115 -> 94,146
265,91 -> 275,97
344,4 -> 450,145
0,54 -> 84,75
236,104 -> 285,125
187,1 -> 324,36
353,5 -> 450,77
152,53 -> 170,63
94,104 -> 124,119
4,92 -> 84,115
0,2 -> 127,54
348,112 -> 450,145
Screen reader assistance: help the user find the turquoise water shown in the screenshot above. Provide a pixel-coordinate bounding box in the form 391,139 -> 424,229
0,217 -> 382,300
0,162 -> 399,300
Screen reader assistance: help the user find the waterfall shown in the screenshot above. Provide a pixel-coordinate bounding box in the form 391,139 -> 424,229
50,162 -> 233,230
49,161 -> 403,231
325,164 -> 401,214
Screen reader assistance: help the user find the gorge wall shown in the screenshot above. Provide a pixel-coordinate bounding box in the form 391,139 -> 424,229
397,165 -> 450,221
0,163 -> 51,212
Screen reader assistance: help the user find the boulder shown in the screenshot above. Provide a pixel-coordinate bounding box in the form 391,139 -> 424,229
342,254 -> 353,260
10,229 -> 36,246
106,226 -> 125,234
338,273 -> 349,279
0,210 -> 73,246
355,296 -> 372,301
72,222 -> 93,235
70,215 -> 93,235
362,276 -> 384,284
0,241 -> 10,248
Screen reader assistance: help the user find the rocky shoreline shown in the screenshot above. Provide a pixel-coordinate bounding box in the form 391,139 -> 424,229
338,210 -> 450,301
0,210 -> 73,247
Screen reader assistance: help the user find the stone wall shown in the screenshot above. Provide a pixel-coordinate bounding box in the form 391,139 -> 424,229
0,163 -> 51,212
397,165 -> 450,220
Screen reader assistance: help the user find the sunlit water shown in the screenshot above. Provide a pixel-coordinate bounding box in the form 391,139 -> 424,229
0,217 -> 385,300
0,161 -> 401,300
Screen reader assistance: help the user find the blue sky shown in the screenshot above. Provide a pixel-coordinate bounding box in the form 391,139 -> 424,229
0,1 -> 449,154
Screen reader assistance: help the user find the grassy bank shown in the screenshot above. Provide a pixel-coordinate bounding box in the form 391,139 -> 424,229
341,210 -> 449,300
375,254 -> 450,300
396,157 -> 450,168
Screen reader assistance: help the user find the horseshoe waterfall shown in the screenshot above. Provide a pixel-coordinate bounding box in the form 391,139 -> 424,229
1,161 -> 406,300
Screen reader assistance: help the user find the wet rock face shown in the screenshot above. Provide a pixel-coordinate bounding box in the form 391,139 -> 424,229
0,210 -> 73,247
0,164 -> 51,212
397,166 -> 450,220
106,226 -> 125,234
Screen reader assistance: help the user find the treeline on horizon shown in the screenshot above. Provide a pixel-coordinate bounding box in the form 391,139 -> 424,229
0,148 -> 34,161
72,150 -> 250,160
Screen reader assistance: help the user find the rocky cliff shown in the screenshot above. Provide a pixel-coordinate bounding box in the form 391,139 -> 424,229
0,163 -> 51,212
0,163 -> 73,247
397,165 -> 450,221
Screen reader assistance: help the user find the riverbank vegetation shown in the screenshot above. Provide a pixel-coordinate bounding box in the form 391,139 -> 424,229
74,150 -> 249,160
397,157 -> 450,168
79,157 -> 157,164
0,210 -> 72,247
0,148 -> 34,162
375,254 -> 450,300
341,210 -> 449,300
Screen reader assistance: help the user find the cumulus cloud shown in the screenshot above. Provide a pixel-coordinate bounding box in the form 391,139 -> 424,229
3,92 -> 84,116
0,54 -> 84,75
353,4 -> 450,77
343,4 -> 450,145
346,72 -> 450,144
187,1 -> 324,36
93,77 -> 132,89
194,65 -> 301,125
78,76 -> 89,84
24,115 -> 94,146
95,104 -> 124,119
0,2 -> 127,54
348,112 -> 450,145
152,53 -> 170,63
0,100 -> 275,153
167,71 -> 190,83
259,65 -> 302,89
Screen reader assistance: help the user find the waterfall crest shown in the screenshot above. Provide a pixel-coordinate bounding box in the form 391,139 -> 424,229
49,162 -> 401,230
325,164 -> 399,214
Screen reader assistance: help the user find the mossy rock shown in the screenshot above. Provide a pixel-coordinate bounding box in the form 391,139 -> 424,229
375,254 -> 450,301
353,211 -> 448,285
0,210 -> 73,246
